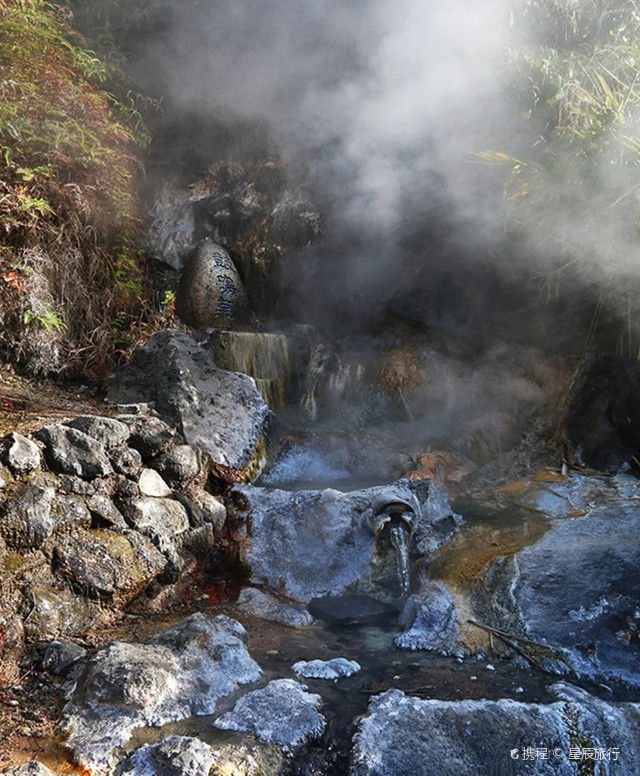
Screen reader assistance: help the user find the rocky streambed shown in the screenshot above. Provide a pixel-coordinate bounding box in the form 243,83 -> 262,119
1,330 -> 640,776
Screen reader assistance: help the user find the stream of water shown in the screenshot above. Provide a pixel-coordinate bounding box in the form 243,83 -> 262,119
389,524 -> 410,597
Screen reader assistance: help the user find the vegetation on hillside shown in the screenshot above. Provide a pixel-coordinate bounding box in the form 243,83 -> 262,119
483,0 -> 640,356
0,0 -> 167,378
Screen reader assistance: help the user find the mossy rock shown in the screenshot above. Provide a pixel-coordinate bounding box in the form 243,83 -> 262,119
53,528 -> 165,603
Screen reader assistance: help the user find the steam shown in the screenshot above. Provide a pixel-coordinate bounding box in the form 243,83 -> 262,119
145,0 -> 511,215
108,0 -> 640,467
129,0 -> 638,343
131,1 -> 519,314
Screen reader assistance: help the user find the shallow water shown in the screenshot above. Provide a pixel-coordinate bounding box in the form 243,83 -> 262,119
258,444 -> 354,491
125,586 -> 640,776
429,498 -> 551,589
127,607 -> 558,775
45,459 -> 640,775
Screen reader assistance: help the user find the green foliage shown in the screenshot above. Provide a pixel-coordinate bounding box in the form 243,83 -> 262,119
0,0 -> 146,238
486,1 -> 640,250
114,240 -> 145,299
478,1 -> 640,356
0,0 -> 164,377
64,0 -> 177,102
23,304 -> 66,331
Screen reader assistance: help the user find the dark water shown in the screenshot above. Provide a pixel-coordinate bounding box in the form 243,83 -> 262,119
124,471 -> 640,774
127,605 -> 560,776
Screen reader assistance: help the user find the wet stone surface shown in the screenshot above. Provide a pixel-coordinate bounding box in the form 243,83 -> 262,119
63,614 -> 262,774
472,503 -> 640,688
4,455 -> 640,776
214,678 -> 326,752
351,683 -> 640,776
237,479 -> 461,604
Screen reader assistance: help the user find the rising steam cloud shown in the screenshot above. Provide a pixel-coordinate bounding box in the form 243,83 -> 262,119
132,0 -> 638,338
141,0 -> 511,219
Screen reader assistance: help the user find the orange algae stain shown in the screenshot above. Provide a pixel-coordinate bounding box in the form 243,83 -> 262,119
430,511 -> 550,590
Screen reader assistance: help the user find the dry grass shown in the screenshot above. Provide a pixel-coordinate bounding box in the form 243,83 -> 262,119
0,0 -> 168,379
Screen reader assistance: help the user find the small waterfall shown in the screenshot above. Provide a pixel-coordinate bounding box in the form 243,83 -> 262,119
300,344 -> 331,421
389,524 -> 411,597
208,330 -> 291,408
300,343 -> 365,421
397,386 -> 415,422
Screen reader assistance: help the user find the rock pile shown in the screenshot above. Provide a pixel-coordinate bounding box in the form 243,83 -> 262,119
0,405 -> 229,683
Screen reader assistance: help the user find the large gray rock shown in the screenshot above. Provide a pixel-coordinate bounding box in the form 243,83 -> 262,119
63,416 -> 129,449
236,588 -> 314,627
236,479 -> 461,603
65,641 -> 182,774
52,528 -> 165,601
64,614 -> 262,774
124,498 -> 190,563
108,330 -> 274,478
23,583 -> 96,642
35,424 -> 113,478
118,414 -> 177,460
1,432 -> 41,474
473,504 -> 640,687
152,445 -> 210,488
42,640 -> 87,676
120,737 -> 216,776
185,488 -> 227,532
351,684 -> 640,776
395,581 -> 464,656
0,482 -> 55,549
176,239 -> 250,328
145,182 -> 250,274
145,171 -> 319,276
193,186 -> 264,250
108,445 -> 143,477
86,493 -> 127,530
215,678 -> 325,753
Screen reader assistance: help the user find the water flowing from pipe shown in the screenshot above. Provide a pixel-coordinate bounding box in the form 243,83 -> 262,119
389,523 -> 410,597
397,386 -> 415,423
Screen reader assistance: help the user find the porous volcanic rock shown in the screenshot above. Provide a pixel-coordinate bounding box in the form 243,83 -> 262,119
0,432 -> 41,474
108,330 -> 274,479
0,482 -> 55,550
64,614 -> 262,774
351,685 -> 640,776
35,425 -> 112,479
